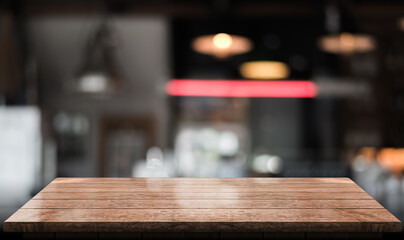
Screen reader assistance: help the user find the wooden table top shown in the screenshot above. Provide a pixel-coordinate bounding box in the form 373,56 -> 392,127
3,177 -> 402,233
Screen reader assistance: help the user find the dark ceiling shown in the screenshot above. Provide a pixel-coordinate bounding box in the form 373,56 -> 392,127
1,0 -> 404,21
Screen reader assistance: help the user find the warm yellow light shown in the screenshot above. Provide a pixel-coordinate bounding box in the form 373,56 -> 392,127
213,33 -> 233,49
318,33 -> 376,54
358,147 -> 376,162
339,33 -> 355,52
239,61 -> 290,80
377,148 -> 404,177
192,33 -> 252,58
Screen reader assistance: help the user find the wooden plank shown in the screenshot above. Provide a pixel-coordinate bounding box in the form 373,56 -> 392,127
4,208 -> 401,232
33,191 -> 374,200
52,177 -> 354,184
22,199 -> 383,209
46,182 -> 361,188
41,186 -> 365,193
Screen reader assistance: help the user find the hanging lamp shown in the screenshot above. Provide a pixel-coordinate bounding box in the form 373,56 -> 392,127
318,0 -> 375,55
191,0 -> 253,59
239,32 -> 290,80
192,33 -> 252,59
239,61 -> 290,80
76,19 -> 123,94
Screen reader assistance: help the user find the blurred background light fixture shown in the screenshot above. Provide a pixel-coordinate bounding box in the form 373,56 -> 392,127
76,20 -> 123,94
218,131 -> 239,157
78,72 -> 109,93
213,33 -> 233,49
318,1 -> 376,55
192,33 -> 252,59
377,148 -> 404,177
239,61 -> 290,80
318,32 -> 376,54
252,154 -> 283,175
166,80 -> 317,98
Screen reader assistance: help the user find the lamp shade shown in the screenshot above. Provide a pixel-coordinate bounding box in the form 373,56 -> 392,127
239,61 -> 290,80
318,32 -> 376,54
192,33 -> 252,58
319,2 -> 376,55
76,21 -> 123,94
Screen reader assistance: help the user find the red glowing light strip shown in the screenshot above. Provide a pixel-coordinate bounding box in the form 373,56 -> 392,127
166,80 -> 317,98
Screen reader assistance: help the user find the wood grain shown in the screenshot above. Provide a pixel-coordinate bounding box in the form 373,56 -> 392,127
33,192 -> 374,200
22,199 -> 383,209
3,177 -> 402,233
41,186 -> 365,193
4,208 -> 401,232
51,177 -> 354,184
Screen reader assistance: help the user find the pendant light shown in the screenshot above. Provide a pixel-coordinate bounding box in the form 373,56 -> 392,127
191,0 -> 253,59
239,61 -> 290,80
239,33 -> 290,80
76,19 -> 123,94
318,0 -> 376,55
192,33 -> 252,59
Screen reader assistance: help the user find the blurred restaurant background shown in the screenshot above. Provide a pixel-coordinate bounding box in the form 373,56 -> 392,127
1,0 -> 404,231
